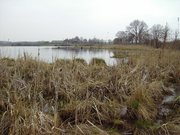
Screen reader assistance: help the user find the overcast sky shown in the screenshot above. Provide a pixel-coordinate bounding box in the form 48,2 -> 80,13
0,0 -> 179,41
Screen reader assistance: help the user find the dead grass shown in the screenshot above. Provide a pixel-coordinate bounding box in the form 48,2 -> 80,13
0,46 -> 180,135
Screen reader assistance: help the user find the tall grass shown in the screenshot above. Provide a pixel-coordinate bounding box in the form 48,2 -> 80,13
0,47 -> 180,135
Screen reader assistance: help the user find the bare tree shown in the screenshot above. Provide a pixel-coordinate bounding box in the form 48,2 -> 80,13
115,31 -> 128,44
116,31 -> 127,39
174,30 -> 179,42
142,32 -> 152,45
162,23 -> 170,49
126,20 -> 148,44
150,24 -> 164,48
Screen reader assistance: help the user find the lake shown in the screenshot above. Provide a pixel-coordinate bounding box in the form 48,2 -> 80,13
0,46 -> 124,66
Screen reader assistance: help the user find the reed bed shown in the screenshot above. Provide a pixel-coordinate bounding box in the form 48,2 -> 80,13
0,47 -> 180,135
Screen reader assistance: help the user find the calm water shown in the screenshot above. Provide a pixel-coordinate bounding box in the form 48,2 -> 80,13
0,46 -> 122,65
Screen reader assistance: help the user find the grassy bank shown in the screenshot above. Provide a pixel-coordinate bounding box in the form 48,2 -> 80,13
0,47 -> 180,135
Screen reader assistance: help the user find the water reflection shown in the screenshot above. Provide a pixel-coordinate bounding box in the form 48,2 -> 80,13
0,46 -> 121,66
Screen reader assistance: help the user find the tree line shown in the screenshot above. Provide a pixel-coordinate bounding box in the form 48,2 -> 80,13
113,19 -> 179,48
52,37 -> 110,46
53,19 -> 178,48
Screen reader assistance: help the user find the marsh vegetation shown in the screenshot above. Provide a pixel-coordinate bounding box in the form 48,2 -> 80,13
0,45 -> 180,135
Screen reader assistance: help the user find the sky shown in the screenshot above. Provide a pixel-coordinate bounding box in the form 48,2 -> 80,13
0,0 -> 179,41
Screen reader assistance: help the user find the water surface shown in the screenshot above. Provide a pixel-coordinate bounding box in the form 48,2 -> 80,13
0,46 -> 120,65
